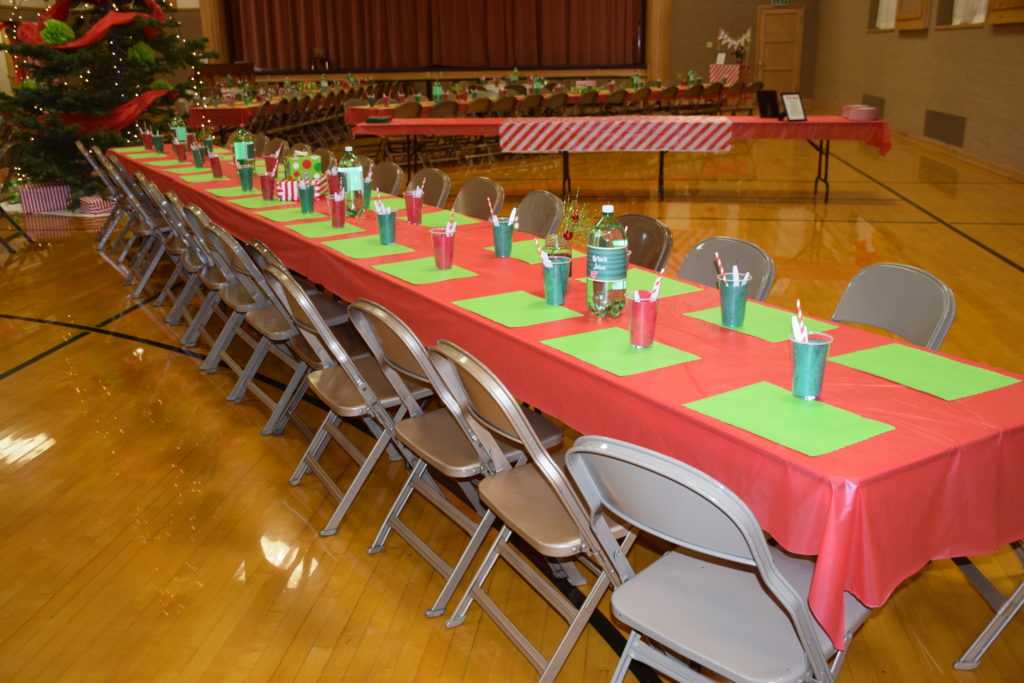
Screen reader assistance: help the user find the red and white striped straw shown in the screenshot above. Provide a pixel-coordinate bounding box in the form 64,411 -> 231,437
486,197 -> 496,223
796,298 -> 807,341
651,268 -> 664,300
714,251 -> 724,277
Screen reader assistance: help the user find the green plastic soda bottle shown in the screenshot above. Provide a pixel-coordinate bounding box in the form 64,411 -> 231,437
586,205 -> 628,318
339,146 -> 364,217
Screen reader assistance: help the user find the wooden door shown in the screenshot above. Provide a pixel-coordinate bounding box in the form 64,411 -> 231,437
754,6 -> 805,93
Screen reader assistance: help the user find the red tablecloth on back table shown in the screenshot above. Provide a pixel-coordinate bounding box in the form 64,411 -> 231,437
188,103 -> 262,129
117,147 -> 1023,650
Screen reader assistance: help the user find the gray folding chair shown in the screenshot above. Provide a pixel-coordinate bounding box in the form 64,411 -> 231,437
954,540 -> 1024,670
350,300 -> 563,617
566,435 -> 872,683
264,265 -> 432,536
370,160 -> 404,195
431,340 -> 633,682
619,213 -> 673,272
514,189 -> 563,238
451,177 -> 504,220
677,236 -> 775,301
831,262 -> 956,350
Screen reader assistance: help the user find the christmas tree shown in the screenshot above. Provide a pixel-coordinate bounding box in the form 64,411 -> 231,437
0,0 -> 216,200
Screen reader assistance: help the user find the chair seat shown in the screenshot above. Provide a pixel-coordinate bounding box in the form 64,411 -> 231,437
219,283 -> 262,312
246,306 -> 294,341
610,547 -> 871,683
308,356 -> 431,418
309,292 -> 348,324
199,265 -> 229,290
479,455 -> 625,558
287,322 -> 369,368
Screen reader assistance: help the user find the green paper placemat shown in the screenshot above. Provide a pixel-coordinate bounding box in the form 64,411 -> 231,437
146,159 -> 188,167
542,327 -> 699,376
125,151 -> 165,159
487,240 -> 585,264
374,257 -> 478,284
119,146 -> 146,152
369,196 -> 407,211
206,186 -> 260,198
323,234 -> 414,259
255,207 -> 327,223
230,196 -> 291,209
454,290 -> 582,327
686,303 -> 835,342
179,173 -> 218,184
830,343 -> 1020,401
626,269 -> 701,297
286,221 -> 363,239
418,210 -> 481,228
164,166 -> 210,175
685,381 -> 894,456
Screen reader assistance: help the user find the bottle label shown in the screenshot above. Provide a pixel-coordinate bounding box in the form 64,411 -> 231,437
174,125 -> 187,142
341,167 -> 362,194
234,141 -> 250,161
587,245 -> 627,283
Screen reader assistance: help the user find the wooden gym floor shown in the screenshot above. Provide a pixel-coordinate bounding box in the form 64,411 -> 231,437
1,132 -> 1023,681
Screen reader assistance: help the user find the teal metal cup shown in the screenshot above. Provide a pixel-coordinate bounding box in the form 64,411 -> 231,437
191,146 -> 204,168
377,212 -> 397,245
542,256 -> 571,305
790,332 -> 833,400
363,180 -> 373,212
298,184 -> 315,214
236,166 -> 252,193
492,218 -> 512,258
717,273 -> 748,328
238,165 -> 254,192
152,133 -> 165,154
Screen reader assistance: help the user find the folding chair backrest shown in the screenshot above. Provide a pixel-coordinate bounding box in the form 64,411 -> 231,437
452,177 -> 504,221
566,434 -> 833,679
429,100 -> 458,118
393,100 -> 423,118
619,213 -> 673,272
372,160 -> 404,195
515,189 -> 562,238
408,167 -> 451,208
204,222 -> 270,305
677,235 -> 775,301
831,262 -> 955,350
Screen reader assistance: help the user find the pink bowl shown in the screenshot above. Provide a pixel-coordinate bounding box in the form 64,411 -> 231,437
844,105 -> 878,121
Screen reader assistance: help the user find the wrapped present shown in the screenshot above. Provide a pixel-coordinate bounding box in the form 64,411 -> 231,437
276,176 -> 328,201
80,194 -> 116,215
20,182 -> 71,213
286,153 -> 322,180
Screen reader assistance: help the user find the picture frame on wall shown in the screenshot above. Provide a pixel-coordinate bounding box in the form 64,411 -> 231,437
781,92 -> 807,121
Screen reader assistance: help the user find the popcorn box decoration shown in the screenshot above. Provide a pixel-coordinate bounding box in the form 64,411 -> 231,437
20,183 -> 71,213
286,153 -> 323,180
80,194 -> 116,215
276,176 -> 328,201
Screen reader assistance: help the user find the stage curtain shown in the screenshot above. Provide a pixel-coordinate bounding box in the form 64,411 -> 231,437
225,0 -> 644,71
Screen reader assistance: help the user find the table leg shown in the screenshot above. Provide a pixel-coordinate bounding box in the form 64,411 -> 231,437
561,151 -> 571,197
658,151 -> 666,201
810,139 -> 831,203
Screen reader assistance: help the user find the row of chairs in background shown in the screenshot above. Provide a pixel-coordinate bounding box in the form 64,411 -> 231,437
77,138 -> 1007,679
69,153 -> 877,679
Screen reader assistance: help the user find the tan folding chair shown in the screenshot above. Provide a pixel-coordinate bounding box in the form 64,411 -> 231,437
350,300 -> 563,617
514,189 -> 563,238
832,262 -> 956,350
451,177 -> 504,220
432,340 -> 632,682
408,167 -> 451,208
566,435 -> 871,683
264,266 -> 432,536
370,160 -> 404,195
677,235 -> 776,301
619,213 -> 673,272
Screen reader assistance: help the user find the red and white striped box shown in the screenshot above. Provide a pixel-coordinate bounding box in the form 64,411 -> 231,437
20,183 -> 71,213
708,64 -> 741,86
276,176 -> 328,201
79,194 -> 116,215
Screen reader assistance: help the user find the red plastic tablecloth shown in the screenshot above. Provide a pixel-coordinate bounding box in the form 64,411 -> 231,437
354,115 -> 892,155
188,104 -> 262,129
117,148 -> 1023,649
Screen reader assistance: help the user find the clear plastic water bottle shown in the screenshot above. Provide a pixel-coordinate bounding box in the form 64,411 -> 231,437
586,205 -> 628,318
233,125 -> 254,169
339,146 -> 364,217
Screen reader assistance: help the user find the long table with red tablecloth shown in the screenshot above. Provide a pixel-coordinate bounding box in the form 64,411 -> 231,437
116,145 -> 1023,651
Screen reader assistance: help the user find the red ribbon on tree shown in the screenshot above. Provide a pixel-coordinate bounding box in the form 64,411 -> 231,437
61,89 -> 170,134
17,1 -> 166,47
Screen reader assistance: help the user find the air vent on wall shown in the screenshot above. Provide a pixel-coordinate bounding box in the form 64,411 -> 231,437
924,110 -> 966,148
861,95 -> 885,118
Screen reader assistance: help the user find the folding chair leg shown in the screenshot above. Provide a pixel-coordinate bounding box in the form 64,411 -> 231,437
446,525 -> 512,628
227,335 -> 271,402
955,569 -> 1024,670
289,411 -> 339,483
0,234 -> 13,254
154,264 -> 183,307
130,241 -> 166,298
263,362 -> 309,435
610,631 -> 641,683
199,309 -> 243,373
426,507 -> 496,618
318,428 -> 393,536
538,569 -> 611,683
165,274 -> 200,325
181,289 -> 219,347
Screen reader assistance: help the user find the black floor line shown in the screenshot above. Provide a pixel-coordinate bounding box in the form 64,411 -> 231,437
832,153 -> 1024,274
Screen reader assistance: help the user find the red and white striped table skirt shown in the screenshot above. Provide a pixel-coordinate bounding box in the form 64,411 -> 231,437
499,116 -> 733,154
